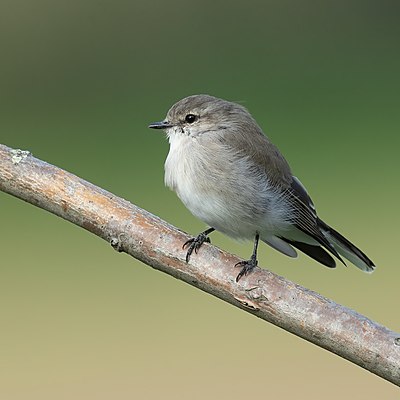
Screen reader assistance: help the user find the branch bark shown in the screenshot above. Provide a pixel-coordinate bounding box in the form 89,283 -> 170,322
1,143 -> 399,386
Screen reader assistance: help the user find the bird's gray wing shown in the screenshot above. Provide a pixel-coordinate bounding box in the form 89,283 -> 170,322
217,117 -> 344,259
221,123 -> 293,188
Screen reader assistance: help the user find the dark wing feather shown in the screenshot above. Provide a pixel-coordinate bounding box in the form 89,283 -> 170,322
286,176 -> 346,265
290,176 -> 317,217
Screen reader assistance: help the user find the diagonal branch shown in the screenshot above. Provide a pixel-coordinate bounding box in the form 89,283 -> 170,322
0,143 -> 399,386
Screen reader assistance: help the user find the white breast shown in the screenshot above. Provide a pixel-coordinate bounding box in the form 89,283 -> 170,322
164,133 -> 191,192
165,134 -> 213,222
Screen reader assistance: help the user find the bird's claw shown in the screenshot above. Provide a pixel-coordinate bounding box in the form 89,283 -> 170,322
183,234 -> 211,262
235,257 -> 258,282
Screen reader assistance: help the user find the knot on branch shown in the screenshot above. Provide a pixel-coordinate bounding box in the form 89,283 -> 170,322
10,149 -> 31,165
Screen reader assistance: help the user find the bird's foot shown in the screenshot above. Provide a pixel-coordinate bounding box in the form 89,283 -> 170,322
235,256 -> 258,282
183,233 -> 211,263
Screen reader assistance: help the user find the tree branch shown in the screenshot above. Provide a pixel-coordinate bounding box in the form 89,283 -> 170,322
1,143 -> 399,386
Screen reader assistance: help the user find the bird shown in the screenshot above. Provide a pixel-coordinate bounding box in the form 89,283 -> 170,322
149,94 -> 375,282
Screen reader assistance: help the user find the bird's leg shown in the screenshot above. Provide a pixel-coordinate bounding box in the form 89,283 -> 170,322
235,233 -> 260,282
183,227 -> 215,263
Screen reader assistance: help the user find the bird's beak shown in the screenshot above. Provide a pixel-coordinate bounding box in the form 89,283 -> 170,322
148,121 -> 173,129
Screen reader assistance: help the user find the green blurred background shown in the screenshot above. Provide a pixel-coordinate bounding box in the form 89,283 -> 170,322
1,0 -> 399,398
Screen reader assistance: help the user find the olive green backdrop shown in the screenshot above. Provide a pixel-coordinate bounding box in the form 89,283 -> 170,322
1,0 -> 399,398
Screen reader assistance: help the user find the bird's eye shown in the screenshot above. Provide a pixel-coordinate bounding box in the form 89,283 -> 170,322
185,114 -> 197,124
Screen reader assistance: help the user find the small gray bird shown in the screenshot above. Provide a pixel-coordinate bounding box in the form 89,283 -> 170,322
149,94 -> 375,282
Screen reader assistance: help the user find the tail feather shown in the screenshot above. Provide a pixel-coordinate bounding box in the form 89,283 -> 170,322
318,219 -> 375,273
280,237 -> 336,268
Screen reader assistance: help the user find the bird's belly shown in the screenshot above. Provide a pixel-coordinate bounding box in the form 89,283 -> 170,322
180,189 -> 254,238
175,178 -> 289,240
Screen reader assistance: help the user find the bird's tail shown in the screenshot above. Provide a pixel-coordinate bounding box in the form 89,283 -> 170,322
318,219 -> 375,273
